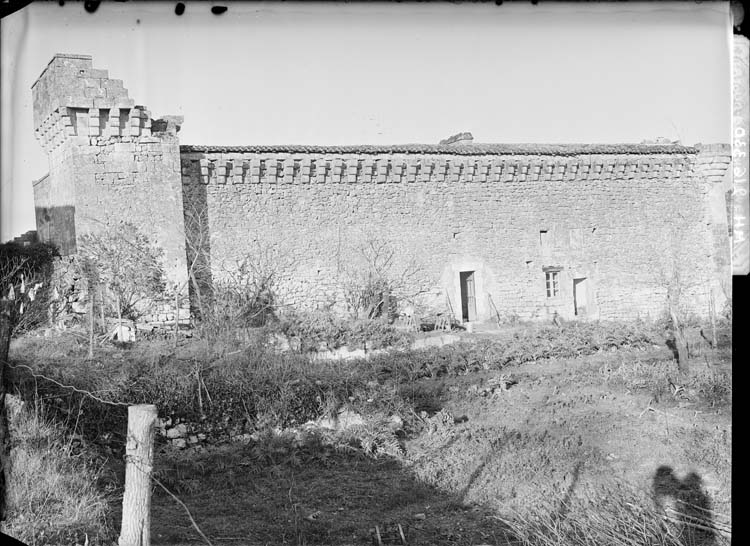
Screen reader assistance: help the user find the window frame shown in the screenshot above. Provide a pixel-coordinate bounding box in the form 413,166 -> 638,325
544,268 -> 561,298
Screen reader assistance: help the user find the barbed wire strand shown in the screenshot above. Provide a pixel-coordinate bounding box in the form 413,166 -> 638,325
127,451 -> 214,546
3,360 -> 130,407
3,354 -> 215,545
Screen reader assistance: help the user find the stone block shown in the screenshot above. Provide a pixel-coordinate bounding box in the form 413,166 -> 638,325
86,68 -> 109,79
93,97 -> 117,109
62,96 -> 95,109
116,98 -> 135,109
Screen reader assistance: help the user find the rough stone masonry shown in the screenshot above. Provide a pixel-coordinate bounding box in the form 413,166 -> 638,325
31,54 -> 732,323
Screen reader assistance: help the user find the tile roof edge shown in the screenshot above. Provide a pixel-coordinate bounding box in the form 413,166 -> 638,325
179,144 -> 699,155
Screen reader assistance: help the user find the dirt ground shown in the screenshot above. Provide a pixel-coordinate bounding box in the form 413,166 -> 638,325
142,341 -> 731,546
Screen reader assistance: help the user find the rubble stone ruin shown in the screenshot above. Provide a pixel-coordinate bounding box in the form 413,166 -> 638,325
31,54 -> 732,323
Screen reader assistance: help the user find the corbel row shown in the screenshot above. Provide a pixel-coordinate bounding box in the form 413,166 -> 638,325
180,154 -> 694,186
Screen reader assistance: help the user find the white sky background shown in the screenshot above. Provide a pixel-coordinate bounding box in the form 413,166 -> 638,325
0,1 -> 732,240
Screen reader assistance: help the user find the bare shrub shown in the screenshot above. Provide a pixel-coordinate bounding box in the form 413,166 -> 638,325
340,238 -> 427,321
0,241 -> 57,335
197,243 -> 299,341
77,222 -> 166,322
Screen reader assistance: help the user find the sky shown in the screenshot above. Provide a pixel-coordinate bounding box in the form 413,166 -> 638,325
0,1 -> 732,240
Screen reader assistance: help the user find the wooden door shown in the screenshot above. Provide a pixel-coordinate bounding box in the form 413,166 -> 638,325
573,278 -> 588,317
460,271 -> 477,322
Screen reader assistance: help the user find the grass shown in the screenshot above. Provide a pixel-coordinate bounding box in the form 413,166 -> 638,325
496,481 -> 727,546
600,356 -> 732,408
1,398 -> 113,546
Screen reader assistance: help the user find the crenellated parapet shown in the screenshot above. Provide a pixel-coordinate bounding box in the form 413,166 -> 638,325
32,54 -> 153,153
179,144 -> 699,187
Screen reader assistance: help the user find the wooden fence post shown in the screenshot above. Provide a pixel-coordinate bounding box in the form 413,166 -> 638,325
119,404 -> 158,546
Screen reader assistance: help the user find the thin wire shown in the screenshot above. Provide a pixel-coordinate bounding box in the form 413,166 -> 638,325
127,450 -> 214,546
4,360 -> 130,406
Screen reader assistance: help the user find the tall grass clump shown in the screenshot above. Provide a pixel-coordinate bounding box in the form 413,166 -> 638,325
498,482 -> 730,546
601,358 -> 732,407
1,399 -> 112,546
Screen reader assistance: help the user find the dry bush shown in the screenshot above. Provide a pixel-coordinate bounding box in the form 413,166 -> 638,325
601,359 -> 678,399
691,369 -> 732,407
77,222 -> 166,321
340,237 -> 427,321
0,241 -> 58,334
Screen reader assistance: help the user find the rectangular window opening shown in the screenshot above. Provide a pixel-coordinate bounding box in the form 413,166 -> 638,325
545,271 -> 560,298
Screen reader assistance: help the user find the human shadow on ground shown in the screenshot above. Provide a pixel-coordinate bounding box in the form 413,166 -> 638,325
652,465 -> 717,546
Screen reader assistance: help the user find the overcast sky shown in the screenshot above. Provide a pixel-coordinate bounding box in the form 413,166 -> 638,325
1,1 -> 732,240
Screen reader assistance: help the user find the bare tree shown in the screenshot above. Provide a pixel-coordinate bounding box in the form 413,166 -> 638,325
182,200 -> 214,319
340,237 -> 427,321
647,213 -> 717,375
76,222 -> 166,342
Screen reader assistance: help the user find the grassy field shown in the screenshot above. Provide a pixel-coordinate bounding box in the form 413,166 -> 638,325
2,320 -> 732,546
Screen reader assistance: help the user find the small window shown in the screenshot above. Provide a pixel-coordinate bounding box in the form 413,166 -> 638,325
545,271 -> 560,298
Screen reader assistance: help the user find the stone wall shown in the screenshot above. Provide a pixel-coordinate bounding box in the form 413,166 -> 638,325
180,145 -> 722,322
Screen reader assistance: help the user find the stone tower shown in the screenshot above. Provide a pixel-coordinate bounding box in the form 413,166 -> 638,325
31,53 -> 188,287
